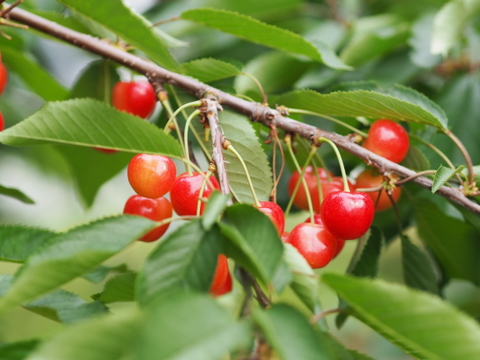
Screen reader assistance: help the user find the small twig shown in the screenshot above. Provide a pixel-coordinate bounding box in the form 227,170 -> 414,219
241,72 -> 268,105
394,170 -> 437,186
150,16 -> 179,28
443,129 -> 474,185
0,0 -> 22,18
251,276 -> 270,309
310,307 -> 341,324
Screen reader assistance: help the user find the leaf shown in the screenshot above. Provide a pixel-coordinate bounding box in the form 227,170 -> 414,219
94,272 -> 136,304
180,8 -> 351,70
136,292 -> 252,360
136,220 -> 222,306
401,235 -> 440,295
414,198 -> 480,285
0,215 -> 155,313
0,184 -> 34,204
323,273 -> 480,360
278,87 -> 447,129
401,144 -> 431,172
409,14 -> 442,68
0,339 -> 40,360
0,224 -> 55,262
1,47 -> 68,102
183,58 -> 242,83
26,310 -> 141,360
432,164 -> 465,194
0,99 -> 182,157
57,0 -> 181,71
83,264 -> 129,284
431,0 -> 480,56
201,192 -> 231,231
200,0 -> 301,19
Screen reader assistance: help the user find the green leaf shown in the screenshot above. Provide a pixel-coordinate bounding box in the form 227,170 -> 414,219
0,224 -> 55,262
136,292 -> 252,360
409,14 -> 442,68
401,144 -> 431,172
0,215 -> 155,313
0,184 -> 34,204
0,340 -> 40,360
323,273 -> 480,360
94,271 -> 136,304
183,58 -> 242,83
278,87 -> 447,129
26,310 -> 141,360
136,220 -> 222,306
1,47 -> 68,102
83,264 -> 129,284
57,0 -> 181,71
0,99 -> 182,157
201,192 -> 231,231
431,0 -> 480,56
432,164 -> 465,194
180,8 -> 351,70
414,198 -> 480,285
401,235 -> 440,295
200,0 -> 301,18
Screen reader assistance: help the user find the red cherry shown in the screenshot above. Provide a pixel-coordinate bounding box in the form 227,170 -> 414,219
286,222 -> 336,269
112,81 -> 156,119
213,269 -> 233,297
320,191 -> 375,240
362,119 -> 409,164
0,61 -> 7,96
304,214 -> 345,258
170,172 -> 220,216
311,177 -> 355,213
255,201 -> 285,235
288,166 -> 332,210
209,254 -> 229,296
123,195 -> 173,242
355,168 -> 401,211
0,111 -> 4,132
127,154 -> 176,199
281,231 -> 290,243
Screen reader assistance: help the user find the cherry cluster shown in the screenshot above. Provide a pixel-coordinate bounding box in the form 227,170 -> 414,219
0,57 -> 8,131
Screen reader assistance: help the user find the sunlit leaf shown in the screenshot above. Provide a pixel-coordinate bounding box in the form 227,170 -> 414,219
94,272 -> 136,304
0,225 -> 54,263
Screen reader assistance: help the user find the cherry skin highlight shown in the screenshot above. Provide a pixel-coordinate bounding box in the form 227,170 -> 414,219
123,195 -> 173,242
286,222 -> 337,269
210,254 -> 229,296
256,201 -> 285,235
112,81 -> 156,119
288,166 -> 332,210
127,154 -> 177,199
320,191 -> 375,240
355,168 -> 401,211
362,119 -> 409,164
170,172 -> 220,216
0,61 -> 7,96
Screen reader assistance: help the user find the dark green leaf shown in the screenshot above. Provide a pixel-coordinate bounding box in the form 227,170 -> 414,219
95,271 -> 136,304
432,164 -> 464,194
401,235 -> 439,294
0,339 -> 40,360
0,99 -> 182,157
137,220 -> 222,306
323,273 -> 480,360
0,224 -> 55,262
183,58 -> 241,83
0,184 -> 34,204
83,264 -> 129,284
201,192 -> 230,231
401,144 -> 431,172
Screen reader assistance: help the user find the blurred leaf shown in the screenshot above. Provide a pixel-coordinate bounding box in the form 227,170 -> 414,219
137,220 -> 222,306
180,9 -> 351,70
414,198 -> 480,285
0,215 -> 155,313
136,292 -> 252,360
83,264 -> 129,284
57,0 -> 181,71
94,272 -> 136,304
0,184 -> 34,204
0,339 -> 40,360
401,144 -> 431,172
200,0 -> 301,19
432,164 -> 464,194
29,10 -> 91,34
323,273 -> 480,360
409,14 -> 442,68
183,58 -> 241,82
0,99 -> 182,157
0,225 -> 55,263
431,0 -> 480,56
201,192 -> 230,230
401,235 -> 440,294
1,47 -> 68,102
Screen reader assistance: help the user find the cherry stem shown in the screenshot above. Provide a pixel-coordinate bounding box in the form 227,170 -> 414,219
151,215 -> 199,228
196,169 -> 214,216
240,72 -> 267,105
443,129 -> 474,185
1,0 -> 22,18
270,129 -> 286,203
394,170 -> 437,186
288,108 -> 368,138
160,98 -> 185,151
310,308 -> 341,324
316,137 -> 350,192
226,144 -> 261,207
183,109 -> 201,176
163,99 -> 202,133
298,137 -> 331,181
150,16 -> 179,27
311,162 -> 325,204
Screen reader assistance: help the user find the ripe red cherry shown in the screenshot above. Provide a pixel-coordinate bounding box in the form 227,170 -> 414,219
311,177 -> 355,213
355,168 -> 401,211
127,154 -> 176,199
288,166 -> 332,210
320,191 -> 375,240
0,61 -> 7,96
213,268 -> 233,297
123,195 -> 173,242
112,81 -> 156,119
170,172 -> 220,216
286,222 -> 337,269
255,201 -> 285,235
304,214 -> 345,258
0,111 -> 4,131
210,254 -> 229,296
362,119 -> 409,164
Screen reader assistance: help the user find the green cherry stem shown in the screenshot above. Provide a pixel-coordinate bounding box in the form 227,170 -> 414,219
299,137 -> 332,181
443,129 -> 474,185
317,137 -> 350,192
152,215 -> 199,228
240,72 -> 267,105
163,99 -> 202,133
160,98 -> 185,152
196,169 -> 214,216
226,143 -> 261,207
311,162 -> 325,205
183,109 -> 201,176
288,108 -> 368,138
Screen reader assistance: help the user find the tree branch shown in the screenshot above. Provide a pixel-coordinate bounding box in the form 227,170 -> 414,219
7,6 -> 480,215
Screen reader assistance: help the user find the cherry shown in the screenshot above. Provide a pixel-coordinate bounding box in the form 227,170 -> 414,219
286,222 -> 337,269
170,172 -> 220,216
127,154 -> 176,199
288,166 -> 332,210
214,269 -> 233,297
255,201 -> 285,235
311,177 -> 355,213
112,81 -> 156,119
355,168 -> 401,211
304,214 -> 345,258
0,60 -> 7,96
0,111 -> 4,132
362,119 -> 409,164
209,254 -> 229,296
320,191 -> 375,240
123,195 -> 173,242
281,231 -> 290,243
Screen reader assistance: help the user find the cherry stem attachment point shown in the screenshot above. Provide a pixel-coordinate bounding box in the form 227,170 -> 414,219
316,137 -> 350,192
